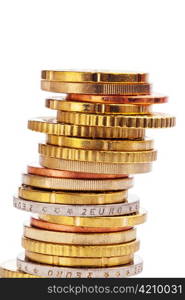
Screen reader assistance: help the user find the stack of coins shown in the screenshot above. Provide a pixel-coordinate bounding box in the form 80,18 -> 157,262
0,70 -> 175,278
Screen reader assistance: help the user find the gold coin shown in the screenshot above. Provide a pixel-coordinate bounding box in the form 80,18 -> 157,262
41,80 -> 150,95
47,135 -> 154,151
40,210 -> 147,228
40,155 -> 152,175
19,186 -> 128,205
57,111 -> 176,129
22,237 -> 139,257
0,260 -> 39,278
39,143 -> 157,164
22,173 -> 133,191
24,225 -> 136,245
46,99 -> 152,114
26,251 -> 133,267
28,117 -> 146,139
41,70 -> 148,82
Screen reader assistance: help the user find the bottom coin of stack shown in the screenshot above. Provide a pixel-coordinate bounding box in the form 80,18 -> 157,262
0,164 -> 146,278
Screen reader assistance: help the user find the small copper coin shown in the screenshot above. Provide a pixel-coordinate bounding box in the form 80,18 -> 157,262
28,165 -> 127,179
66,93 -> 168,104
31,217 -> 133,233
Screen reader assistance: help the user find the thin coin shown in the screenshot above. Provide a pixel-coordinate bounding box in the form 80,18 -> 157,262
22,237 -> 139,257
57,111 -> 176,128
0,260 -> 39,278
41,70 -> 148,83
17,253 -> 143,278
22,173 -> 134,191
25,251 -> 133,267
28,165 -> 127,179
39,210 -> 147,228
46,99 -> 152,114
31,217 -> 133,233
47,135 -> 154,151
14,195 -> 139,216
39,143 -> 157,164
67,93 -> 168,104
24,225 -> 136,245
41,80 -> 151,95
40,155 -> 152,175
19,186 -> 128,205
28,117 -> 146,139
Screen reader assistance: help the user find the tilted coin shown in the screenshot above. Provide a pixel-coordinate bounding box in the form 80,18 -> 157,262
27,164 -> 126,179
39,143 -> 157,164
19,185 -> 128,205
0,260 -> 40,278
40,155 -> 152,175
25,251 -> 133,267
46,99 -> 152,114
17,253 -> 143,278
47,135 -> 154,151
41,80 -> 151,95
31,217 -> 133,233
41,70 -> 148,82
28,117 -> 146,139
22,237 -> 139,257
14,195 -> 139,216
39,210 -> 147,228
24,224 -> 136,245
22,173 -> 133,191
57,111 -> 176,128
67,93 -> 168,104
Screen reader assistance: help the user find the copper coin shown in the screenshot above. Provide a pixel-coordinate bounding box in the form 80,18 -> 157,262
31,217 -> 133,233
27,165 -> 128,179
66,93 -> 168,104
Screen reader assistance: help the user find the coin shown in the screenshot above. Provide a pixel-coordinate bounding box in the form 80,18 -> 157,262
28,165 -> 126,179
28,117 -> 146,139
67,93 -> 168,104
39,143 -> 157,164
40,155 -> 152,175
17,253 -> 143,278
0,260 -> 39,278
57,111 -> 176,128
24,224 -> 136,245
39,210 -> 147,227
47,135 -> 154,151
14,195 -> 139,216
41,70 -> 148,82
41,80 -> 151,95
22,237 -> 139,257
25,251 -> 133,267
19,186 -> 128,205
31,217 -> 133,233
22,173 -> 133,191
46,99 -> 152,114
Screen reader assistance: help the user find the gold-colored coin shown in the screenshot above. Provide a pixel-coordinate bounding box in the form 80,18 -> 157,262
22,237 -> 139,257
39,143 -> 157,164
57,111 -> 176,129
46,99 -> 152,114
24,225 -> 136,245
41,80 -> 151,95
0,260 -> 40,278
28,117 -> 146,139
26,251 -> 133,267
22,173 -> 133,191
47,135 -> 154,151
19,186 -> 128,205
41,70 -> 148,83
40,210 -> 147,228
40,155 -> 152,175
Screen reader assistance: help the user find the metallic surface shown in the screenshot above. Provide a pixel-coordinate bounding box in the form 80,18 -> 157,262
0,260 -> 39,278
22,173 -> 133,191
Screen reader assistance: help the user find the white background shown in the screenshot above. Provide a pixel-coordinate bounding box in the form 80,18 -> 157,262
0,0 -> 184,277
